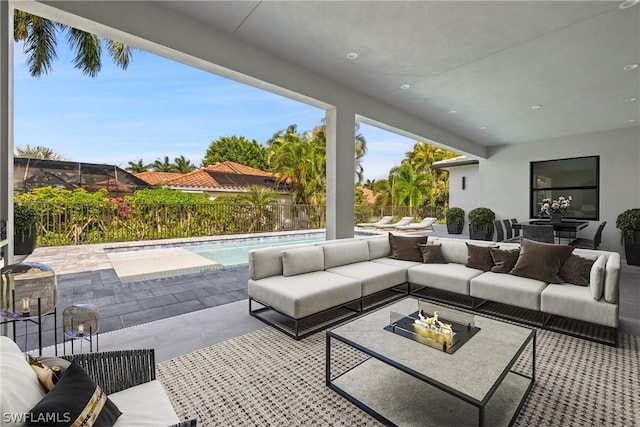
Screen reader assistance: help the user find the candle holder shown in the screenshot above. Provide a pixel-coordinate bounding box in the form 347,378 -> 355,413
63,303 -> 99,354
0,263 -> 57,356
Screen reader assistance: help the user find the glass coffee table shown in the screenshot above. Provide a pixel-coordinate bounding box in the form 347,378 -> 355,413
326,298 -> 535,426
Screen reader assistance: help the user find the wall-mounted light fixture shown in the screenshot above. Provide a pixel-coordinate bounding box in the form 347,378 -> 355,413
462,176 -> 466,190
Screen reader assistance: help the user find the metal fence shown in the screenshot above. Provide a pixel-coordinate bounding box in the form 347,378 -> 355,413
22,202 -> 446,247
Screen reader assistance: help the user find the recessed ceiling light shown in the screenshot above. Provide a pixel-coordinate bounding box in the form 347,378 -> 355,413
346,52 -> 358,60
448,110 -> 457,115
624,119 -> 636,123
619,0 -> 639,9
531,104 -> 543,109
400,84 -> 411,90
623,64 -> 639,71
479,126 -> 487,130
624,97 -> 639,102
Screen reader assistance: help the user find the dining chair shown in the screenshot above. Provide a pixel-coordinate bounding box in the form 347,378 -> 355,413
493,220 -> 504,242
510,218 -> 520,237
570,221 -> 606,249
502,219 -> 513,240
522,224 -> 555,243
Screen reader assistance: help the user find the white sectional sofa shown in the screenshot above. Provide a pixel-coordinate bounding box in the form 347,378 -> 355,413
248,235 -> 620,344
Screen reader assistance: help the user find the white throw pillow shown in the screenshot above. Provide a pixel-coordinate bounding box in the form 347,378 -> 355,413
589,255 -> 607,300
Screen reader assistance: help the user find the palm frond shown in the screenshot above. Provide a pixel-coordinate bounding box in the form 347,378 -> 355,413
23,14 -> 58,78
107,40 -> 133,70
66,27 -> 102,77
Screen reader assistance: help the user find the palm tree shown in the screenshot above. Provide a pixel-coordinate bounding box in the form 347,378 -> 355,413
240,185 -> 278,233
267,125 -> 326,206
15,145 -> 64,160
405,141 -> 458,205
173,155 -> 197,174
364,179 -> 377,190
13,9 -> 133,77
151,156 -> 175,173
389,163 -> 434,215
126,159 -> 149,174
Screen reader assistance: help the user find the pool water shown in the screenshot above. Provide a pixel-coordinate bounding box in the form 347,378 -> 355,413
187,231 -> 378,268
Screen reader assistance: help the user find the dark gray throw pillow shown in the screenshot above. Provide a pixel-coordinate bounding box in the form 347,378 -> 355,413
28,361 -> 121,427
465,243 -> 496,271
510,238 -> 574,283
559,254 -> 595,286
419,244 -> 448,264
388,233 -> 427,262
489,247 -> 520,273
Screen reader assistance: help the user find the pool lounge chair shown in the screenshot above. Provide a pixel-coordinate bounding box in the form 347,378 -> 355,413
394,217 -> 437,232
356,215 -> 394,228
375,216 -> 414,230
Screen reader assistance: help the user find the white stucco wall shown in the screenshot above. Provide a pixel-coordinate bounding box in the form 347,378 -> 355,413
476,126 -> 640,252
447,165 -> 480,234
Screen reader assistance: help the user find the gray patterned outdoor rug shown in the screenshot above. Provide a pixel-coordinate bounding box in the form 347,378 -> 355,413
157,326 -> 639,426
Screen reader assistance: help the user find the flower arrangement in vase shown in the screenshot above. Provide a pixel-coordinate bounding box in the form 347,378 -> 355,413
540,196 -> 571,224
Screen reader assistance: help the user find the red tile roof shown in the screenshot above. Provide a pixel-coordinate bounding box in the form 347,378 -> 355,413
161,161 -> 284,191
205,161 -> 274,177
135,171 -> 183,186
165,169 -> 221,188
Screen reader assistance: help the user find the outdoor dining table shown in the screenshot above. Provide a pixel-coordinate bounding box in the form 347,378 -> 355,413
512,220 -> 589,244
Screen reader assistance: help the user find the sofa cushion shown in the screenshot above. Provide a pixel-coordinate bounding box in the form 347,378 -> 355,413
28,355 -> 64,392
470,272 -> 547,311
389,233 -> 427,262
489,247 -> 520,273
322,240 -> 370,269
109,380 -> 180,427
371,257 -> 422,269
28,361 -> 121,427
327,261 -> 407,296
465,243 -> 496,271
541,283 -> 618,328
282,246 -> 324,277
248,272 -> 361,319
559,254 -> 595,287
249,243 -> 310,280
602,252 -> 620,304
366,237 -> 391,260
438,239 -> 470,264
408,263 -> 483,295
0,337 -> 47,426
590,255 -> 607,300
419,244 -> 448,264
510,238 -> 574,283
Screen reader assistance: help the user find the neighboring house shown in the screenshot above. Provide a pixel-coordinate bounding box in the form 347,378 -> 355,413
135,161 -> 292,201
13,157 -> 152,196
358,187 -> 376,205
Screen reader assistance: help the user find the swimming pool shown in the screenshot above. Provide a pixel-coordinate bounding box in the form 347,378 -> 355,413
187,231 -> 379,268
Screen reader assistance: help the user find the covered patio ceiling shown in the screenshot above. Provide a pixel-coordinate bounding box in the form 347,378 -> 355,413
159,1 -> 640,146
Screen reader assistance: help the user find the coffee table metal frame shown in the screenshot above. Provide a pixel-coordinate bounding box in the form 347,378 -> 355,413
326,299 -> 536,427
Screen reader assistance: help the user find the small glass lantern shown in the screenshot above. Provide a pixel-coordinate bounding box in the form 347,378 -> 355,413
1,263 -> 57,319
63,303 -> 99,338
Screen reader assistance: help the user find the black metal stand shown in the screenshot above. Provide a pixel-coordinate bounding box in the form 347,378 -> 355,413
63,326 -> 99,355
0,293 -> 58,356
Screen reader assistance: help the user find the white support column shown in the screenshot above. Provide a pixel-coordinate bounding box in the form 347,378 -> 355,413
1,0 -> 13,265
325,106 -> 355,240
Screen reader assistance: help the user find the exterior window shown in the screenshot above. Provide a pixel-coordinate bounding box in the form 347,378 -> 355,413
530,156 -> 599,220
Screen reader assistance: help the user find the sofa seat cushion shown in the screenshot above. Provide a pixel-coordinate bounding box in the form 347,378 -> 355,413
371,257 -> 422,269
327,261 -> 406,296
541,284 -> 618,328
470,272 -> 547,311
109,380 -> 180,427
408,264 -> 483,295
248,271 -> 361,319
0,337 -> 47,427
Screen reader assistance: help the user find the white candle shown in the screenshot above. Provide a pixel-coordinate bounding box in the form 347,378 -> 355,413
77,324 -> 85,335
21,298 -> 30,313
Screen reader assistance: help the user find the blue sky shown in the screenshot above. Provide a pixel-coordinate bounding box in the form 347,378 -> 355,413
13,40 -> 417,180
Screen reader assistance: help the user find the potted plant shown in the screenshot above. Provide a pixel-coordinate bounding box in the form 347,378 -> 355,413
616,208 -> 640,266
14,204 -> 39,255
468,207 -> 495,241
446,207 -> 465,234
